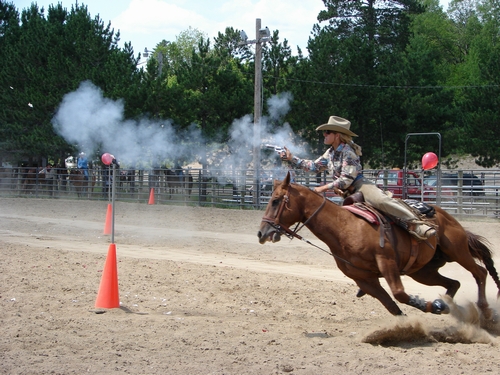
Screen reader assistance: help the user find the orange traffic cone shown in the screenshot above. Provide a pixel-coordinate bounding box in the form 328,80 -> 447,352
148,188 -> 155,205
103,203 -> 112,235
95,243 -> 120,309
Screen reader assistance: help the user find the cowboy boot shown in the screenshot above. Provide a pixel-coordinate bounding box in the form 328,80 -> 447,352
409,222 -> 436,240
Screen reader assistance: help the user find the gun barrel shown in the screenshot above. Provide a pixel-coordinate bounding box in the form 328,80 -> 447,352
264,144 -> 283,152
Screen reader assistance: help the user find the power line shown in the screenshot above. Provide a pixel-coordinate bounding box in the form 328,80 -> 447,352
263,77 -> 500,90
172,58 -> 500,90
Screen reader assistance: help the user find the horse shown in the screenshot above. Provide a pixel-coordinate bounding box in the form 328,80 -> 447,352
20,166 -> 60,195
20,168 -> 41,193
165,168 -> 193,199
68,169 -> 95,197
258,172 -> 500,319
119,169 -> 136,193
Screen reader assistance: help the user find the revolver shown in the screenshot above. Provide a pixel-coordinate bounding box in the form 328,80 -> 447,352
264,144 -> 286,154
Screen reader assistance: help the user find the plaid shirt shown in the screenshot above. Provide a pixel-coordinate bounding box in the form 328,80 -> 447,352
291,143 -> 362,191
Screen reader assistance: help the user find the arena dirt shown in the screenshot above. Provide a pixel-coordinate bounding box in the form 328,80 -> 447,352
1,197 -> 500,374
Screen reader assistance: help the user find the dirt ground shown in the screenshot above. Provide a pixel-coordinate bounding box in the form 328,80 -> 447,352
1,197 -> 500,375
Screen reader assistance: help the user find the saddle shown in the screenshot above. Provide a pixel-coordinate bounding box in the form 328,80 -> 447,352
342,193 -> 436,223
341,192 -> 437,274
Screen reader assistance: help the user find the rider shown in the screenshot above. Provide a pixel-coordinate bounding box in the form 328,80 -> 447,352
77,152 -> 89,180
280,115 -> 437,241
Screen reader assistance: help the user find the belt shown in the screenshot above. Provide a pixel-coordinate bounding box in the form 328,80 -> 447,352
347,175 -> 364,194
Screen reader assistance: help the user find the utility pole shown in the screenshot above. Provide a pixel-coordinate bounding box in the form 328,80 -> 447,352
253,18 -> 263,206
144,47 -> 163,76
158,52 -> 163,76
239,19 -> 271,206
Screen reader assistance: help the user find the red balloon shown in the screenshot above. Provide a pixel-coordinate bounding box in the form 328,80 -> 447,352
422,152 -> 438,170
101,153 -> 115,166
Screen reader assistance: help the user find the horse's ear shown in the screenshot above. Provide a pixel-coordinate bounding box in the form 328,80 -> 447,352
282,171 -> 291,188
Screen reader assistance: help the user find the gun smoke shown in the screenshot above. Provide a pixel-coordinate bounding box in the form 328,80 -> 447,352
52,80 -> 307,178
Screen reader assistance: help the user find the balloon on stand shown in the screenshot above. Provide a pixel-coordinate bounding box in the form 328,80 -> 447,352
422,152 -> 438,170
101,153 -> 115,166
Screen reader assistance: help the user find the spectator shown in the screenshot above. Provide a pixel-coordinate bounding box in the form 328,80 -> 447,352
77,152 -> 89,180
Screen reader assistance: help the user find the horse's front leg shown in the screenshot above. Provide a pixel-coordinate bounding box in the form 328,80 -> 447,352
377,256 -> 449,315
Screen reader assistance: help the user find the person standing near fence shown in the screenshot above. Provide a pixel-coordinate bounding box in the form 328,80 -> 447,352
41,163 -> 56,196
77,152 -> 89,180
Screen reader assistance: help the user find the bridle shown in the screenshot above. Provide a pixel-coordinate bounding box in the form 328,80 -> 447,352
261,184 -> 362,267
261,184 -> 333,256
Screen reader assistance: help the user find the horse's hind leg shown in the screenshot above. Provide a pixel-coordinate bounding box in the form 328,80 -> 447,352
457,261 -> 490,318
408,258 -> 461,297
440,235 -> 492,319
355,278 -> 404,316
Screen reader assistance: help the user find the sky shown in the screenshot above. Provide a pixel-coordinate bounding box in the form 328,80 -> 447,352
15,0 -> 452,63
15,0 -> 326,62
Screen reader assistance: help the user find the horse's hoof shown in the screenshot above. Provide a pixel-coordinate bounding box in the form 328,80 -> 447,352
431,299 -> 450,314
356,289 -> 366,298
488,309 -> 500,324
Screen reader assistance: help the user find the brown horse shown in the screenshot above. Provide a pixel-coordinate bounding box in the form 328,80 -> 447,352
165,168 -> 193,199
20,168 -> 43,193
119,169 -> 136,193
258,172 -> 500,318
68,169 -> 95,197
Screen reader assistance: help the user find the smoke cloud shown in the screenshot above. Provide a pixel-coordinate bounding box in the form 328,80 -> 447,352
52,81 -> 309,177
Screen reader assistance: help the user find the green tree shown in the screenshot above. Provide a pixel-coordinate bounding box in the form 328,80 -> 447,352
175,36 -> 253,141
297,0 -> 441,168
450,0 -> 500,166
0,2 -> 142,165
0,1 -> 22,163
376,0 -> 458,167
262,30 -> 295,96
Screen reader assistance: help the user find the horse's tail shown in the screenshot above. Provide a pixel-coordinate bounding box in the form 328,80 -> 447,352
467,230 -> 500,298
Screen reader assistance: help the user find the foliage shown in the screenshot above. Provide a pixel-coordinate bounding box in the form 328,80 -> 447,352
2,0 -> 500,168
0,1 -> 140,165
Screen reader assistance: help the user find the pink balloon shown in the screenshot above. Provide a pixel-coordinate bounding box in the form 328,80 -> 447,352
101,153 -> 115,166
422,152 -> 438,170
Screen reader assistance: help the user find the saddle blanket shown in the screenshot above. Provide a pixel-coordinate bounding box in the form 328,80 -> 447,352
342,204 -> 380,224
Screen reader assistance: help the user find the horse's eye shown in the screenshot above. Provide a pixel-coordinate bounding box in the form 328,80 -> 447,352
272,198 -> 280,207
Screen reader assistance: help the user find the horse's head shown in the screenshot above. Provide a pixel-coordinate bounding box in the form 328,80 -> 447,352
68,169 -> 86,178
258,171 -> 304,244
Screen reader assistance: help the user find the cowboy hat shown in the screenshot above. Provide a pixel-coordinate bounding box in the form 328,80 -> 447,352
316,116 -> 358,137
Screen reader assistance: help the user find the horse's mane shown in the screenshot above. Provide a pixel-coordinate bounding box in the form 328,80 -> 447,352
286,182 -> 339,205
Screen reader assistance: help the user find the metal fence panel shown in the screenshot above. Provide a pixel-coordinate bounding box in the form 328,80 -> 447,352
2,166 -> 500,218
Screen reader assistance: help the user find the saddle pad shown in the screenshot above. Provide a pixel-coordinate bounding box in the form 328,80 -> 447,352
342,205 -> 380,224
